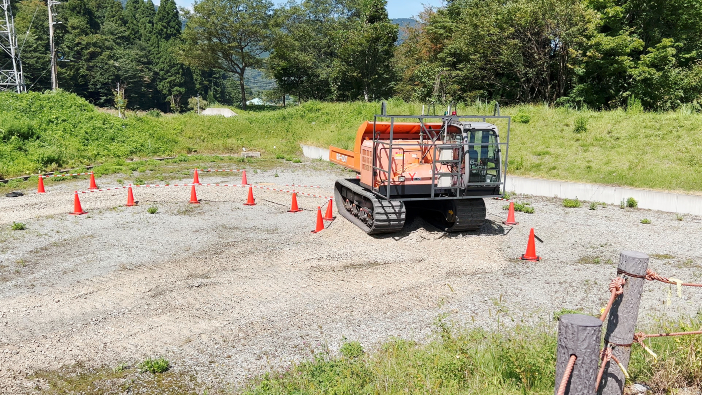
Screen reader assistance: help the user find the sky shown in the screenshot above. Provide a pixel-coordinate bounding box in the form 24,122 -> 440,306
169,0 -> 446,19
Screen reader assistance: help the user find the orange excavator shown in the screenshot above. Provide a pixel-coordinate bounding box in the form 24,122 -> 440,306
329,106 -> 511,234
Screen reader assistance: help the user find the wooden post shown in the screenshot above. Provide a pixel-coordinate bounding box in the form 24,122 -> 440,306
598,251 -> 649,395
554,314 -> 603,395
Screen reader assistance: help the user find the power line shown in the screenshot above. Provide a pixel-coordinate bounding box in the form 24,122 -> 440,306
18,4 -> 40,57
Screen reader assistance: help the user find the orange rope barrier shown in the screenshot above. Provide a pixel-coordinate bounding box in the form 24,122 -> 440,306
600,277 -> 625,321
645,269 -> 702,287
595,347 -> 612,392
557,354 -> 577,395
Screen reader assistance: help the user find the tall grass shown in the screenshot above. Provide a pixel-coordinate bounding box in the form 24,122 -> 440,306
243,315 -> 702,394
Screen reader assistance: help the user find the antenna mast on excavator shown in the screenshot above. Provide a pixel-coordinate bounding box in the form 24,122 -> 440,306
0,0 -> 25,93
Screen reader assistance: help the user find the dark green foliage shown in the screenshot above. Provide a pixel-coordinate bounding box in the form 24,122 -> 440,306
331,0 -> 398,101
181,0 -> 274,110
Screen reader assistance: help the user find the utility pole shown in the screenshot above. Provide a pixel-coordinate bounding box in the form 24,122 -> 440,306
48,0 -> 60,91
0,0 -> 26,93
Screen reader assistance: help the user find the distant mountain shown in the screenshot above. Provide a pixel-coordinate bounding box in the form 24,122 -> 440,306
392,18 -> 418,44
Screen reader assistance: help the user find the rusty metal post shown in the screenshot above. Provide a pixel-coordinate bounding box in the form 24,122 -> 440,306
554,314 -> 603,395
598,251 -> 649,395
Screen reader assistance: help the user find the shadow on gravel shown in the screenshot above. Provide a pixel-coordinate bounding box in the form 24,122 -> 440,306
371,214 -> 507,240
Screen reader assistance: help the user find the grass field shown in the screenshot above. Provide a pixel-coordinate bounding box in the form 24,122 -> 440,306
2,92 -> 702,193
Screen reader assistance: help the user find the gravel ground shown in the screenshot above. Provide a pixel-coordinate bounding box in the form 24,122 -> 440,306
0,163 -> 700,393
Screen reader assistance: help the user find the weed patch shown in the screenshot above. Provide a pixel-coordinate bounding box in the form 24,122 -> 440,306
139,357 -> 170,374
627,197 -> 638,208
641,218 -> 652,224
563,198 -> 581,208
503,201 -> 535,214
11,222 -> 26,230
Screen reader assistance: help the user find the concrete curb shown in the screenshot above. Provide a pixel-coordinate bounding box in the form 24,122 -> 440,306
301,144 -> 329,161
506,176 -> 702,216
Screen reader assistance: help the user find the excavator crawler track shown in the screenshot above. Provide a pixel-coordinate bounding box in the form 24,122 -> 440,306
334,178 -> 406,235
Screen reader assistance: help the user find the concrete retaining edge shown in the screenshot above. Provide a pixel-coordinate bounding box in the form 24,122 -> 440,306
301,144 -> 330,161
301,144 -> 702,216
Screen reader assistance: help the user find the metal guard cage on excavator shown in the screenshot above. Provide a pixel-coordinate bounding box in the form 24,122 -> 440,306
367,113 -> 511,201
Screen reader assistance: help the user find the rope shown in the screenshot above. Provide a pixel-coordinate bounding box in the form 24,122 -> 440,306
595,346 -> 630,392
595,347 -> 612,392
600,277 -> 625,321
617,269 -> 702,287
645,269 -> 702,287
557,354 -> 577,395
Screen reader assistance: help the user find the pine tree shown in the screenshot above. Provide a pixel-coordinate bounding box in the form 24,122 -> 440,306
137,0 -> 156,44
123,0 -> 142,42
154,0 -> 181,42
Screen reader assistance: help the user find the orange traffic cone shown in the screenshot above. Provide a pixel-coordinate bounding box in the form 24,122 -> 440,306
521,228 -> 541,261
88,172 -> 98,190
323,198 -> 335,221
70,191 -> 87,215
126,186 -> 136,206
244,185 -> 256,206
311,206 -> 324,233
288,192 -> 302,212
241,170 -> 248,185
189,184 -> 200,204
503,202 -> 519,225
37,175 -> 45,193
193,169 -> 201,185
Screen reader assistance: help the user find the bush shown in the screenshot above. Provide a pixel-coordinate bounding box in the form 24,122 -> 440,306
627,197 -> 638,208
139,358 -> 169,374
340,341 -> 365,359
513,111 -> 531,124
573,116 -> 588,133
563,198 -> 581,208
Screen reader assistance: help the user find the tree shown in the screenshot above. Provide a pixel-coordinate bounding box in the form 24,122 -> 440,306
267,0 -> 352,101
180,0 -> 273,109
331,0 -> 398,101
154,0 -> 181,42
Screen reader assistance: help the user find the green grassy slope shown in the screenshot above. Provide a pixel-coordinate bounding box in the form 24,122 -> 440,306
2,92 -> 701,192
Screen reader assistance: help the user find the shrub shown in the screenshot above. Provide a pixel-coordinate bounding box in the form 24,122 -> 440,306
139,358 -> 169,374
513,111 -> 531,124
563,198 -> 581,208
627,197 -> 638,208
11,222 -> 26,230
340,341 -> 365,359
573,116 -> 588,133
146,109 -> 161,118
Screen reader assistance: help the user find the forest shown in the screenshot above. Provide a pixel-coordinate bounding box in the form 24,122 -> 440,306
3,0 -> 702,112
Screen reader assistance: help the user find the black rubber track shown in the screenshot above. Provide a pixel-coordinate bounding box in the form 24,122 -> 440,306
334,178 -> 406,235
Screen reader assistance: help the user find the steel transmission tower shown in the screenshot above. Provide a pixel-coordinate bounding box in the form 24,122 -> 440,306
0,0 -> 25,93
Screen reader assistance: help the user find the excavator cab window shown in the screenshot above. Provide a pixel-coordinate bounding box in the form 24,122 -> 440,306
465,129 -> 500,184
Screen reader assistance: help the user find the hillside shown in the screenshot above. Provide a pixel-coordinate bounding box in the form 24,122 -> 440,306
2,92 -> 701,193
